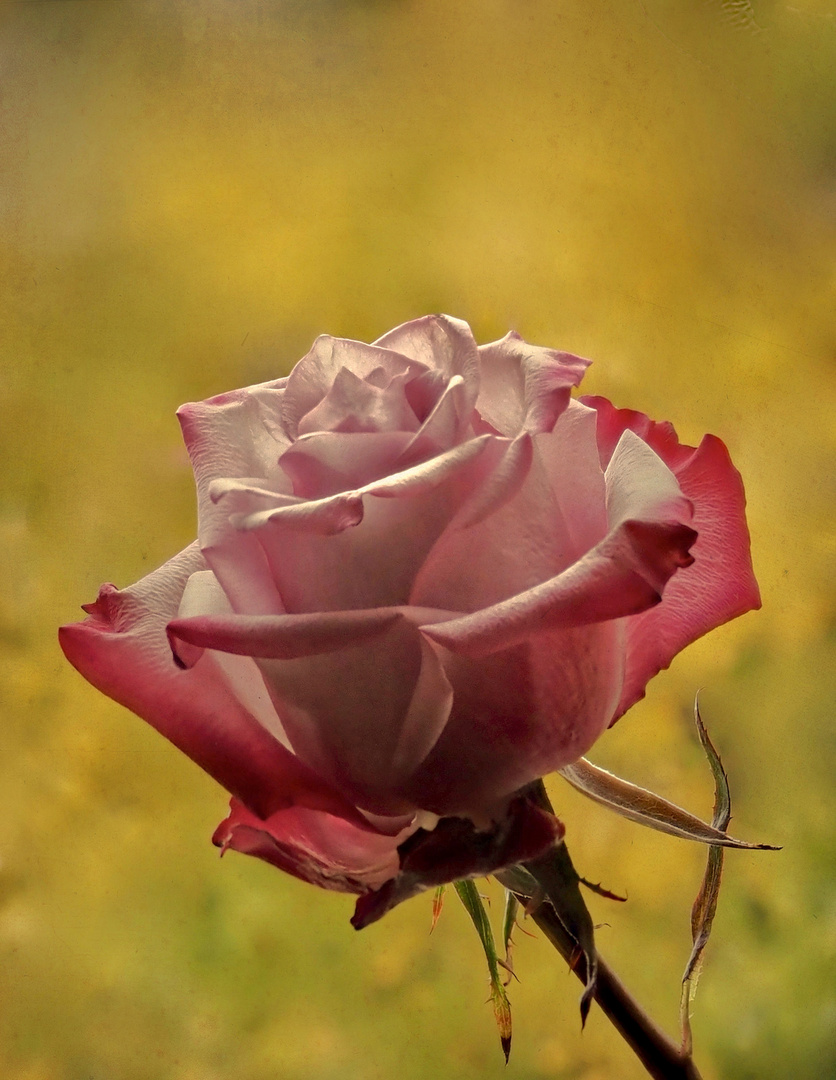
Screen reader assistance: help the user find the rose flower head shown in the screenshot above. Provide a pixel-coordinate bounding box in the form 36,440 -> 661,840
60,315 -> 759,916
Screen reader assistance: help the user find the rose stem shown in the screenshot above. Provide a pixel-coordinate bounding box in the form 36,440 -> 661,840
506,780 -> 704,1079
512,883 -> 703,1080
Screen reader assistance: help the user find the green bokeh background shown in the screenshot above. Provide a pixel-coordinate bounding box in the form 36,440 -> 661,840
2,2 -> 835,1078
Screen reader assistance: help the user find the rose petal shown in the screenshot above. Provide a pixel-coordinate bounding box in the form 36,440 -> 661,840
621,446 -> 759,715
421,423 -> 694,658
373,314 -> 481,418
251,616 -> 454,815
476,331 -> 590,437
582,397 -> 760,720
450,431 -> 533,529
167,607 -> 406,664
59,545 -> 360,821
214,799 -> 408,894
402,620 -> 626,816
411,402 -> 607,616
421,505 -> 695,660
282,336 -> 426,439
229,489 -> 366,535
297,366 -> 420,437
178,389 -> 290,615
279,430 -> 415,499
243,438 -> 491,614
400,375 -> 471,457
605,428 -> 693,534
580,394 -> 696,472
174,569 -> 290,748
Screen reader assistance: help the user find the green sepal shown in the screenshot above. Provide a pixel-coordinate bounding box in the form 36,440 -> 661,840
454,879 -> 513,1062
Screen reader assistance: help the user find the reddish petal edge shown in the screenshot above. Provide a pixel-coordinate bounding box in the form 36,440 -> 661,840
213,799 -> 406,894
58,547 -> 366,825
582,396 -> 761,722
351,795 -> 563,928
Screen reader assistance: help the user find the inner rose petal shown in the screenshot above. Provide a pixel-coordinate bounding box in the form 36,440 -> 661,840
297,367 -> 421,437
281,336 -> 429,439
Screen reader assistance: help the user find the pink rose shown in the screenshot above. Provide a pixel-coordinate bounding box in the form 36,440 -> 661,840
59,315 -> 759,911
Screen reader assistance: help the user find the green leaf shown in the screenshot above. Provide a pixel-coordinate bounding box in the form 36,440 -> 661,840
560,757 -> 778,850
454,879 -> 513,1062
679,698 -> 735,1055
430,884 -> 446,933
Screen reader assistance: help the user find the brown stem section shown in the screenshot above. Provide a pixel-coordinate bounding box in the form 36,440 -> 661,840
523,896 -> 703,1080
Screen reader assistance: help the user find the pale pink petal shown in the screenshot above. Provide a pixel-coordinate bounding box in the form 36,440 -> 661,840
167,607 -> 405,665
403,368 -> 448,424
397,375 -> 470,458
214,799 -> 407,894
245,439 -> 491,614
374,314 -> 480,416
422,426 -> 695,657
476,331 -> 590,437
252,617 -> 454,816
421,518 -> 694,658
281,336 -> 425,439
534,401 -> 609,559
297,366 -> 420,436
229,489 -> 366,534
279,430 -> 414,499
605,429 -> 693,534
411,406 -> 606,618
178,389 -> 289,615
363,434 -> 491,498
59,545 -> 359,822
175,569 -> 290,748
451,432 -> 533,530
401,620 -> 625,817
389,634 -> 454,775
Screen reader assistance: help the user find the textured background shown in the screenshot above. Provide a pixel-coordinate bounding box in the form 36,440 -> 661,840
2,2 -> 835,1078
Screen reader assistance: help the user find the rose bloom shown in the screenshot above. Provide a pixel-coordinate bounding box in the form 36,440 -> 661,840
60,315 -> 759,919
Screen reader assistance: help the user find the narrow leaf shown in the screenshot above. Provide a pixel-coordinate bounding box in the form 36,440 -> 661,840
430,884 -> 446,933
680,700 -> 731,1055
560,757 -> 778,850
454,880 -> 513,1062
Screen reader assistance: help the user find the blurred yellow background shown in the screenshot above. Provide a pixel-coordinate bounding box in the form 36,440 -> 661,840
1,2 -> 834,1078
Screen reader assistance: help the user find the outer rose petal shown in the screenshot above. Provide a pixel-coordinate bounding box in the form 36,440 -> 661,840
402,621 -> 625,816
422,432 -> 695,658
476,330 -> 590,437
213,799 -> 407,894
411,418 -> 697,815
252,617 -> 454,816
178,389 -> 289,615
58,544 -> 361,823
582,396 -> 761,720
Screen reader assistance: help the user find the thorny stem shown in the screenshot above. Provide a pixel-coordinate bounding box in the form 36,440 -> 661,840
523,896 -> 703,1080
507,780 -> 704,1080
